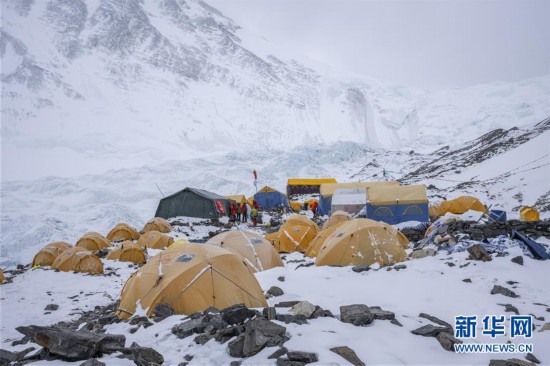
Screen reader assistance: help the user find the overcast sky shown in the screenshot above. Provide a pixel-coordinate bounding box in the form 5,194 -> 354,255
207,0 -> 550,90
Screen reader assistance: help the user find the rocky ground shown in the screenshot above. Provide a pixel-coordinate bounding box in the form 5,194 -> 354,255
1,215 -> 549,366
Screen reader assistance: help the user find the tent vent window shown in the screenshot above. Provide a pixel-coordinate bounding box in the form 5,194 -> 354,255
176,254 -> 195,263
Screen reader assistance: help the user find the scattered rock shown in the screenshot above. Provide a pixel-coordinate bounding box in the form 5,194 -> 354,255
538,322 -> 550,332
215,325 -> 244,344
419,313 -> 453,329
526,353 -> 540,364
370,306 -> 395,321
221,304 -> 257,325
275,314 -> 308,325
118,342 -> 164,366
129,316 -> 153,328
506,281 -> 519,285
171,318 -> 203,339
330,346 -> 365,366
230,361 -> 241,366
287,351 -> 318,363
275,301 -> 301,308
263,307 -> 277,320
436,332 -> 463,351
488,358 -> 536,366
152,303 -> 174,321
467,244 -> 492,261
459,262 -> 471,268
462,278 -> 472,283
16,325 -> 125,361
511,256 -> 524,265
194,333 -> 213,345
241,318 -> 287,357
228,336 -> 245,358
351,265 -> 371,273
267,286 -> 284,297
500,304 -> 519,315
390,319 -> 403,327
295,263 -> 315,270
268,347 -> 288,359
393,264 -> 407,270
340,304 -> 374,326
411,324 -> 452,337
491,285 -> 519,298
290,301 -> 316,319
0,347 -> 35,364
79,359 -> 106,366
278,276 -> 285,282
310,306 -> 334,319
409,248 -> 436,259
44,304 -> 59,311
446,262 -> 456,267
530,314 -> 544,321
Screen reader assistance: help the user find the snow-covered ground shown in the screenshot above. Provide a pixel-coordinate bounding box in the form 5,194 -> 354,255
1,236 -> 549,365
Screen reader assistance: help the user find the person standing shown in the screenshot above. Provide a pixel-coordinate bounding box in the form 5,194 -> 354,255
241,202 -> 248,222
310,200 -> 318,217
236,203 -> 242,222
250,207 -> 259,227
230,202 -> 237,222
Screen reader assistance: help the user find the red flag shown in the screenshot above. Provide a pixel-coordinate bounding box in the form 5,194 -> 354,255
253,169 -> 257,180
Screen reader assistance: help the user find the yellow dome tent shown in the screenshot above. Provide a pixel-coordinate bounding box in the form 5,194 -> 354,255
168,238 -> 190,249
143,217 -> 172,233
137,231 -> 174,249
519,206 -> 540,221
272,215 -> 319,253
289,201 -> 303,212
106,242 -> 147,264
321,210 -> 352,230
316,219 -> 407,267
206,231 -> 283,271
32,241 -> 72,267
304,221 -> 347,258
52,247 -> 104,275
76,232 -> 111,251
115,243 -> 267,319
0,269 -> 5,283
264,231 -> 278,246
107,223 -> 140,242
429,196 -> 486,217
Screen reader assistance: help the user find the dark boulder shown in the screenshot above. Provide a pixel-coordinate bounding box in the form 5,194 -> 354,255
330,346 -> 365,366
340,305 -> 374,326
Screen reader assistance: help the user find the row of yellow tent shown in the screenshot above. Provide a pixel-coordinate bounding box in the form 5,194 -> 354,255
429,196 -> 540,221
264,213 -> 409,267
31,218 -> 176,274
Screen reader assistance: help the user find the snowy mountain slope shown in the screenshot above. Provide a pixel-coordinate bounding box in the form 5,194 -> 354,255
2,0 -> 549,181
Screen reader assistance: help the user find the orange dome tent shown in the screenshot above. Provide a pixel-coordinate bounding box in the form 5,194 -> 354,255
107,223 -> 140,242
106,242 -> 147,264
143,217 -> 172,233
116,243 -> 267,319
206,231 -> 283,271
137,231 -> 174,249
52,247 -> 104,274
76,232 -> 110,251
316,219 -> 407,267
272,215 -> 319,253
32,241 -> 72,267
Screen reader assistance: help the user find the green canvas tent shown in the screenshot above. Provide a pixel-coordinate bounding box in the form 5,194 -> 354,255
155,187 -> 232,219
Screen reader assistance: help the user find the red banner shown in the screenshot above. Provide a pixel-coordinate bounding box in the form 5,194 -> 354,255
215,200 -> 226,215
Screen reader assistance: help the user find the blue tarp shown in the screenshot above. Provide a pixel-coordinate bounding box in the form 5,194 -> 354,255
489,210 -> 507,222
511,230 -> 549,260
254,191 -> 290,209
365,203 -> 429,225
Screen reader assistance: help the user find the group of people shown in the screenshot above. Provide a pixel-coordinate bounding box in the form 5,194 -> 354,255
230,200 -> 260,226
